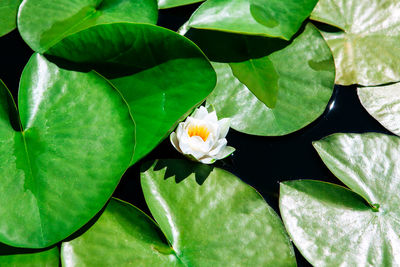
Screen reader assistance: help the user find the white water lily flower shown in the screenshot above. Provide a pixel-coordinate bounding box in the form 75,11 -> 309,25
170,106 -> 235,164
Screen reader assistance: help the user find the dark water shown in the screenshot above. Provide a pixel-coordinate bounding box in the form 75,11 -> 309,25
0,5 -> 391,266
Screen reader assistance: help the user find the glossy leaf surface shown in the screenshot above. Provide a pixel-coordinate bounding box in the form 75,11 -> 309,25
158,0 -> 203,9
186,23 -> 334,135
188,0 -> 318,40
0,0 -> 21,37
18,0 -> 158,53
311,0 -> 400,85
141,160 -> 296,266
47,23 -> 216,163
280,133 -> 400,266
0,246 -> 59,267
62,160 -> 296,266
62,199 -> 181,267
0,54 -> 135,248
358,83 -> 400,136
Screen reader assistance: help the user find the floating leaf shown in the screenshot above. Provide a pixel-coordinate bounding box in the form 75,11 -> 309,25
0,0 -> 21,37
310,0 -> 400,85
185,23 -> 334,136
358,83 -> 400,136
61,160 -> 296,266
0,54 -> 135,248
0,246 -> 59,267
280,133 -> 400,266
46,23 -> 216,164
230,56 -> 279,108
18,0 -> 158,53
158,0 -> 204,9
188,0 -> 318,40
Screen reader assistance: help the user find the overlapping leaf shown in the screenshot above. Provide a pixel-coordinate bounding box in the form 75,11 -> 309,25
358,83 -> 400,136
158,0 -> 203,9
311,0 -> 400,85
46,23 -> 216,164
188,0 -> 318,40
0,54 -> 135,248
61,159 -> 296,266
185,23 -> 334,135
280,133 -> 400,266
0,0 -> 21,37
0,246 -> 59,267
18,0 -> 158,53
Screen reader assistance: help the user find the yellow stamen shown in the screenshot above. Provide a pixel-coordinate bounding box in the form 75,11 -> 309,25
188,125 -> 210,141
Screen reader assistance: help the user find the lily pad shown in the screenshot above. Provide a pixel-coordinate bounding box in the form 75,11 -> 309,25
46,23 -> 216,164
0,54 -> 135,248
0,0 -> 21,37
358,83 -> 400,136
188,0 -> 318,40
185,23 -> 334,136
158,0 -> 204,9
61,159 -> 296,266
280,133 -> 400,266
310,0 -> 400,85
17,0 -> 158,53
0,246 -> 59,267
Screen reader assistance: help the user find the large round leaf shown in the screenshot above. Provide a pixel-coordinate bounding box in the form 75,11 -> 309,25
280,133 -> 400,266
310,0 -> 400,85
358,83 -> 400,136
62,199 -> 183,266
158,0 -> 204,9
0,54 -> 135,248
188,0 -> 318,40
61,160 -> 296,266
17,0 -> 157,53
46,23 -> 216,164
0,246 -> 59,267
0,0 -> 21,37
185,23 -> 334,136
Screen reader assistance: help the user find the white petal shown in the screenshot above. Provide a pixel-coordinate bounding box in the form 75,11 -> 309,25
176,122 -> 185,139
206,121 -> 219,137
204,110 -> 218,123
180,136 -> 209,159
215,146 -> 235,160
190,136 -> 209,150
190,137 -> 211,157
217,118 -> 231,138
185,117 -> 196,126
179,135 -> 193,154
204,132 -> 217,149
192,106 -> 208,120
209,138 -> 227,156
170,132 -> 182,153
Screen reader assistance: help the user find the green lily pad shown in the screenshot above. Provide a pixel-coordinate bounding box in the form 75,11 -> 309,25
158,0 -> 203,9
280,133 -> 400,266
61,159 -> 296,266
0,54 -> 135,248
185,23 -> 334,136
358,83 -> 400,136
310,0 -> 400,85
0,246 -> 59,267
17,0 -> 158,53
46,23 -> 216,164
0,0 -> 21,37
188,0 -> 318,40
